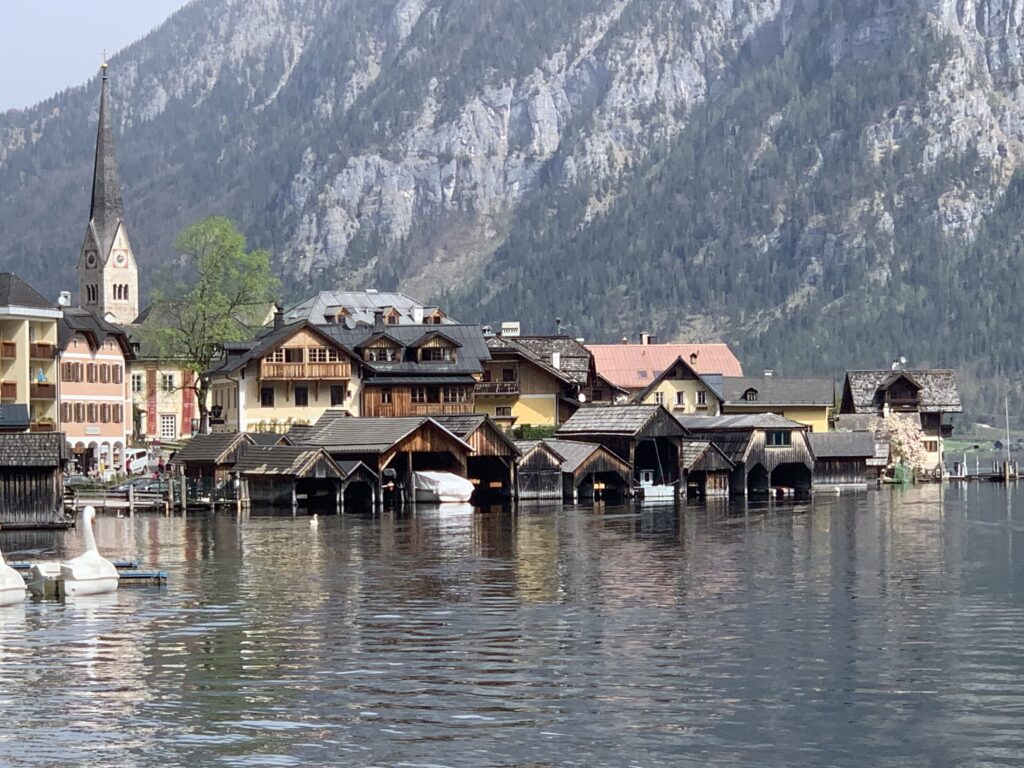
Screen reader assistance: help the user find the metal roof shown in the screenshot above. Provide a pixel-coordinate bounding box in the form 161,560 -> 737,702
676,413 -> 807,431
721,376 -> 834,406
299,413 -> 472,454
556,405 -> 684,437
588,343 -> 743,390
808,431 -> 876,459
0,273 -> 56,311
0,404 -> 30,431
233,445 -> 341,477
843,370 -> 962,414
283,291 -> 455,327
541,439 -> 626,473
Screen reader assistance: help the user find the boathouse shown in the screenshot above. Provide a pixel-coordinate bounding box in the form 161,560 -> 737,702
808,431 -> 876,491
171,432 -> 256,486
680,439 -> 734,497
555,405 -> 684,489
233,445 -> 378,513
431,414 -> 520,498
514,440 -> 564,500
544,438 -> 631,502
0,432 -> 69,529
677,414 -> 814,496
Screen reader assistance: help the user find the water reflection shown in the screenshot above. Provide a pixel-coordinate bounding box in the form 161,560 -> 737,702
3,488 -> 1024,765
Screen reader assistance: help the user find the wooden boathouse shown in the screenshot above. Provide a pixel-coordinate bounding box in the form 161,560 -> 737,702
677,414 -> 814,496
0,432 -> 70,529
172,432 -> 256,486
432,414 -> 521,499
808,431 -> 876,491
680,439 -> 734,497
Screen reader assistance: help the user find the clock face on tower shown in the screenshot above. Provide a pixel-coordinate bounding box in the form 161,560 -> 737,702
85,251 -> 97,268
115,252 -> 126,266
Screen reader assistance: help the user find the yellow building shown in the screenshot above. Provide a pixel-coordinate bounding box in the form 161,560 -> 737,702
0,274 -> 61,433
720,376 -> 835,433
474,336 -> 581,429
633,356 -> 724,416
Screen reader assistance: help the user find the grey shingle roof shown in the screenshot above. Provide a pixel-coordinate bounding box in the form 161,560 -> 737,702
0,273 -> 56,311
512,336 -> 593,386
808,431 -> 876,459
299,413 -> 471,454
542,439 -> 606,473
680,439 -> 735,471
0,433 -> 64,466
843,370 -> 962,414
487,336 -> 580,386
676,413 -> 807,431
173,433 -> 253,465
248,432 -> 286,446
233,445 -> 341,477
721,376 -> 834,406
556,405 -> 684,437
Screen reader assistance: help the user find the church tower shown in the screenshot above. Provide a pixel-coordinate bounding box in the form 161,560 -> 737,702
78,62 -> 139,325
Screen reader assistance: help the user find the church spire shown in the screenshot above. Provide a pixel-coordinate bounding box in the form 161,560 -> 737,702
88,60 -> 124,258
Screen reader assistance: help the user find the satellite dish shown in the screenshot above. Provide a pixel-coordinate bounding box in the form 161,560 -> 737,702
578,393 -> 587,403
899,356 -> 907,366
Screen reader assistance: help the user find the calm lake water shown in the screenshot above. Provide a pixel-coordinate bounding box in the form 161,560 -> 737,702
2,485 -> 1024,766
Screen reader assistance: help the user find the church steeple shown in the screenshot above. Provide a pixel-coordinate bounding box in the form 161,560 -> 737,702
88,61 -> 124,259
78,61 -> 139,325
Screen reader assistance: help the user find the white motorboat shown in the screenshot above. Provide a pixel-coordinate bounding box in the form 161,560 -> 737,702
413,471 -> 475,503
29,507 -> 119,598
0,541 -> 26,606
638,469 -> 677,502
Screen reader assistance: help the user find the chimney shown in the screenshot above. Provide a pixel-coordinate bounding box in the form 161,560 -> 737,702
551,352 -> 561,370
640,332 -> 651,346
689,352 -> 698,366
273,303 -> 284,330
57,291 -> 71,307
373,309 -> 385,332
412,306 -> 424,323
500,321 -> 520,338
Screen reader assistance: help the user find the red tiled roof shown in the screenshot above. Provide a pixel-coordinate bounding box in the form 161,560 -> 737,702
587,343 -> 743,390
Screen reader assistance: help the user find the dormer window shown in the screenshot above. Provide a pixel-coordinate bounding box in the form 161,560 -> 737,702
744,388 -> 758,402
766,430 -> 791,447
421,347 -> 453,362
365,347 -> 399,363
690,353 -> 698,366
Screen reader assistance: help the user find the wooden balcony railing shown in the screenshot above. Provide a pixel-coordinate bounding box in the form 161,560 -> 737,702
30,382 -> 56,399
29,420 -> 55,433
29,342 -> 55,360
0,382 -> 15,399
0,341 -> 16,360
260,360 -> 351,380
476,381 -> 519,396
409,403 -> 474,416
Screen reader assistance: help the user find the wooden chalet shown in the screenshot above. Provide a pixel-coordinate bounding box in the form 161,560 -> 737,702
680,439 -> 734,497
555,405 -> 684,490
294,411 -> 473,505
431,414 -> 520,498
677,414 -> 814,496
808,431 -> 876,491
233,445 -> 378,513
0,432 -> 70,529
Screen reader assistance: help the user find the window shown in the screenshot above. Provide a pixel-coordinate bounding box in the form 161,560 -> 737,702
294,386 -> 309,407
100,404 -> 110,423
160,414 -> 177,440
444,386 -> 468,403
365,346 -> 399,363
696,390 -> 707,406
744,389 -> 759,402
411,386 -> 428,404
269,349 -> 286,363
380,388 -> 392,404
924,440 -> 939,453
495,406 -> 513,418
86,364 -> 97,383
87,403 -> 98,423
309,347 -> 341,363
766,430 -> 791,447
284,348 -> 304,363
676,391 -> 686,406
654,392 -> 664,405
112,366 -> 123,384
638,370 -> 648,379
260,387 -> 275,408
592,389 -> 604,402
386,313 -> 400,325
74,403 -> 85,422
113,404 -> 123,423
161,374 -> 175,393
330,385 -> 347,407
422,347 -> 452,362
61,403 -> 72,423
99,365 -> 110,384
502,368 -> 516,382
131,373 -> 144,394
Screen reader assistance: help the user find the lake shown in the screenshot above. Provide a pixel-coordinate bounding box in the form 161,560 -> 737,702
2,484 -> 1024,766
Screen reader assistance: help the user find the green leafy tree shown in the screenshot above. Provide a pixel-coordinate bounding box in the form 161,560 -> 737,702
140,217 -> 279,433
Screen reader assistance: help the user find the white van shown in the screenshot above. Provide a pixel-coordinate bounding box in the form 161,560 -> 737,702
124,448 -> 149,476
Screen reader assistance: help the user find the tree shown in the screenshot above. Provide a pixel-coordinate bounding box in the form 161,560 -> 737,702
885,412 -> 929,476
140,217 -> 279,433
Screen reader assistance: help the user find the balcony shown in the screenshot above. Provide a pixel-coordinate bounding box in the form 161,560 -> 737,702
476,381 -> 519,396
0,382 -> 15,400
0,341 -> 15,360
29,342 -> 55,360
30,382 -> 56,400
29,420 -> 55,433
409,403 -> 474,416
260,360 -> 351,380
885,396 -> 920,412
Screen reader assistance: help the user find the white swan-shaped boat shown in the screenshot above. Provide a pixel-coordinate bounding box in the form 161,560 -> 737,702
29,507 -> 119,598
0,542 -> 26,606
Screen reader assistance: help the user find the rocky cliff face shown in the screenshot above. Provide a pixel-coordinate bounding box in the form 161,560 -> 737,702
2,0 -> 1024,418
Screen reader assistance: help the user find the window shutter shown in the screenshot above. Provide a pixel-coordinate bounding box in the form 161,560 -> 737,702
113,404 -> 123,423
113,366 -> 123,384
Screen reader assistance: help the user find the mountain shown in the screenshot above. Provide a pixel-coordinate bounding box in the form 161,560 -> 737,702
1,0 -> 1023,423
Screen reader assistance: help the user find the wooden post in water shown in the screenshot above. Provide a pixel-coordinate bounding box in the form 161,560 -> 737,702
128,483 -> 135,516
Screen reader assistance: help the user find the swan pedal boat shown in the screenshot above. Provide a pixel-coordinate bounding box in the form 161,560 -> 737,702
0,545 -> 26,606
28,507 -> 119,598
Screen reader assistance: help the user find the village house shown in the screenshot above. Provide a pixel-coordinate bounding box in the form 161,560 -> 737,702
587,338 -> 743,398
0,275 -> 62,436
632,355 -> 725,416
57,305 -> 134,474
840,368 -> 962,471
720,374 -> 835,432
283,290 -> 453,327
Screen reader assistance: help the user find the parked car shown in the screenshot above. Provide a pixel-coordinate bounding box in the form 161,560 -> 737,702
112,476 -> 154,493
124,448 -> 149,476
64,474 -> 94,488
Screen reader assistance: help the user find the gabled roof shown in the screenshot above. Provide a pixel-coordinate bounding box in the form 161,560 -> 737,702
283,290 -> 456,327
0,433 -> 65,467
721,376 -> 834,406
298,412 -> 472,454
588,343 -> 743,390
431,414 -> 522,457
409,329 -> 462,349
680,439 -> 735,472
486,335 -> 576,386
634,356 -> 727,403
205,320 -> 356,376
808,431 -> 876,460
0,273 -> 57,311
843,369 -> 962,414
676,413 -> 807,431
542,439 -> 626,473
173,432 -> 254,465
510,336 -> 594,386
514,439 -> 566,463
233,445 -> 344,478
556,404 -> 684,438
355,330 -> 405,350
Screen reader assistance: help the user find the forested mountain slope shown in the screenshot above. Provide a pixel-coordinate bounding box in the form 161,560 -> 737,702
1,0 -> 1023,421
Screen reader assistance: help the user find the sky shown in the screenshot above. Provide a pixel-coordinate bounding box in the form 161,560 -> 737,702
0,0 -> 189,112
